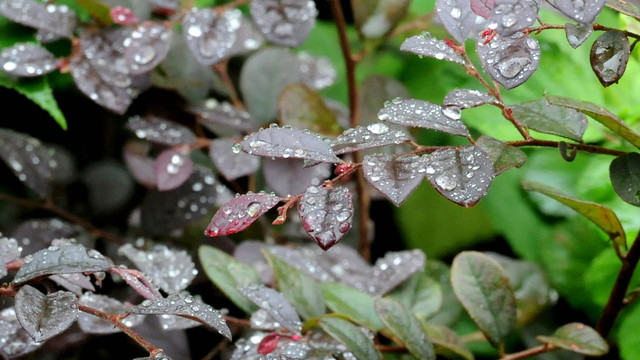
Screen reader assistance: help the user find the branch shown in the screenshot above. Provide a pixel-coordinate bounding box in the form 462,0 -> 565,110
213,60 -> 245,109
507,139 -> 628,157
499,344 -> 556,360
596,230 -> 640,337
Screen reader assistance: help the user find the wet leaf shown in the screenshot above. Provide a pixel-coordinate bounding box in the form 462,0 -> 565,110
321,282 -> 384,332
110,6 -> 138,25
475,136 -> 527,175
298,185 -> 353,250
0,0 -> 76,39
471,0 -> 495,18
451,251 -> 517,347
546,95 -> 640,149
225,16 -> 265,58
296,52 -> 337,90
15,285 -> 77,342
400,32 -> 465,65
238,284 -> 302,334
388,272 -> 443,321
11,218 -> 93,256
78,293 -> 144,334
377,98 -> 470,137
49,273 -> 95,295
369,249 -> 426,296
127,115 -> 196,146
511,98 -> 588,141
0,128 -> 57,198
268,245 -> 338,283
330,123 -> 410,155
182,8 -> 241,66
140,166 -> 232,236
123,140 -> 156,187
131,293 -> 231,339
565,22 -> 593,48
0,237 -> 21,278
425,261 -> 463,326
609,152 -> 640,206
124,22 -> 172,74
0,43 -> 57,77
250,0 -> 317,47
238,126 -> 341,164
537,323 -> 609,355
488,0 -> 539,37
421,323 -> 474,360
278,84 -> 341,136
362,154 -> 426,206
606,0 -> 640,21
443,89 -> 497,109
476,32 -> 540,89
210,138 -> 260,181
318,317 -> 381,360
375,298 -> 435,360
205,192 -> 280,237
0,307 -> 41,358
263,158 -> 330,197
264,250 -> 326,320
590,30 -> 630,87
552,0 -> 606,23
13,244 -> 113,284
155,149 -> 193,191
119,244 -> 197,293
190,99 -> 255,136
199,245 -> 261,313
435,0 -> 477,43
358,75 -> 410,127
425,146 -> 495,207
522,180 -> 627,249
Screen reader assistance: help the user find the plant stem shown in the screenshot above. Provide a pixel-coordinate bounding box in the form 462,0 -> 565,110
507,139 -> 628,157
0,192 -> 125,245
328,0 -> 371,261
213,60 -> 244,109
596,230 -> 640,337
499,344 -> 556,360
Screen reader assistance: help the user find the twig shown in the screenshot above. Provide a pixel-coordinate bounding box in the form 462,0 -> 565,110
596,230 -> 640,337
499,344 -> 556,360
223,315 -> 252,327
213,60 -> 244,109
0,192 -> 125,245
507,139 -> 628,157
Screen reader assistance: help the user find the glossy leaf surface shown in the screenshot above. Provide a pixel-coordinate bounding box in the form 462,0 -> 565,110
123,141 -> 156,187
590,30 -> 630,87
78,293 -> 144,334
321,282 -> 384,332
15,286 -> 77,342
488,0 -> 539,36
443,89 -> 497,109
250,0 -> 317,47
565,22 -> 593,48
377,98 -> 470,137
471,0 -> 495,17
451,251 -> 517,347
553,0 -> 606,23
475,136 -> 526,175
435,0 -> 477,43
422,323 -> 474,360
476,33 -> 540,89
609,153 -> 640,206
363,154 -> 426,206
155,149 -> 193,191
375,298 -> 435,360
606,0 -> 640,20
0,0 -> 76,39
511,98 -> 588,142
238,284 -> 302,334
330,123 -> 410,155
210,138 -> 260,181
298,186 -> 353,250
0,43 -> 57,77
263,158 -> 330,197
388,272 -> 443,321
205,193 -> 280,237
400,32 -> 465,65
182,8 -> 241,65
125,22 -> 172,74
127,115 -> 196,146
191,99 -> 255,135
318,317 -> 381,360
537,323 -> 609,355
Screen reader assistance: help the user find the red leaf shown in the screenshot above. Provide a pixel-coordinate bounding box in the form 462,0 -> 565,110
257,333 -> 281,354
205,193 -> 281,236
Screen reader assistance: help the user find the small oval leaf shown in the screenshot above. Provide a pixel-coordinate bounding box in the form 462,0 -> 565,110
537,323 -> 609,356
125,22 -> 172,74
475,136 -> 526,175
400,32 -> 465,65
182,8 -> 241,65
239,126 -> 341,163
155,149 -> 193,191
363,153 -> 426,206
205,193 -> 280,237
210,138 -> 261,181
443,89 -> 498,109
565,22 -> 593,49
127,115 -> 196,146
590,30 -> 630,87
0,43 -> 57,77
298,185 -> 353,250
552,0 -> 606,23
375,298 -> 435,360
377,98 -> 470,137
488,0 -> 539,37
435,0 -> 477,43
250,0 -> 317,47
278,83 -> 341,136
318,317 -> 381,360
263,158 -> 330,197
238,283 -> 302,334
321,282 -> 385,332
610,153 -> 640,206
330,123 -> 410,155
511,98 -> 588,142
78,293 -> 144,334
477,33 -> 540,90
15,285 -> 78,342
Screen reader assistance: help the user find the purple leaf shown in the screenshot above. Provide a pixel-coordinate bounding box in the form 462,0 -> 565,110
238,283 -> 302,334
370,250 -> 427,296
0,0 -> 76,39
377,98 -> 470,137
110,6 -> 139,25
0,308 -> 41,358
425,146 -> 495,207
552,0 -> 605,23
15,285 -> 78,342
0,128 -> 57,198
488,0 -> 539,37
210,138 -> 261,181
268,245 -> 336,283
78,293 -> 144,334
225,16 -> 265,58
205,192 -> 280,237
476,33 -> 540,90
124,22 -> 172,74
331,123 -> 411,155
127,115 -> 197,145
155,149 -> 193,191
263,158 -> 331,197
49,273 -> 95,294
510,98 -> 588,142
471,0 -> 495,18
11,218 -> 94,256
363,154 -> 426,206
298,186 -> 353,250
297,52 -> 337,90
435,0 -> 477,43
189,99 -> 255,136
443,89 -> 498,109
400,32 -> 466,65
182,8 -> 241,66
131,293 -> 231,339
590,30 -> 630,87
0,237 -> 21,278
123,140 -> 156,187
250,0 -> 318,47
238,126 -> 341,163
565,22 -> 593,48
0,43 -> 57,77
140,166 -> 232,236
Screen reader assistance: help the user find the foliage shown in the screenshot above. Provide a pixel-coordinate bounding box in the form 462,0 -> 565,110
1,0 -> 640,359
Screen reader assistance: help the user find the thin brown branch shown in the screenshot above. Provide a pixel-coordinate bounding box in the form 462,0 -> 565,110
0,192 -> 125,245
507,139 -> 628,157
593,24 -> 640,40
213,60 -> 244,109
500,344 -> 556,360
596,230 -> 640,337
222,315 -> 252,327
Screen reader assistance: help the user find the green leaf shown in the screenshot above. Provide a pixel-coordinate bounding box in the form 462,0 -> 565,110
475,136 -> 527,175
511,98 -> 588,142
321,282 -> 384,332
537,323 -> 609,356
318,317 -> 381,360
421,322 -> 474,360
607,0 -> 640,21
610,152 -> 640,206
425,260 -> 463,326
450,251 -> 517,348
198,245 -> 260,313
387,271 -> 443,321
278,84 -> 342,136
264,250 -> 326,320
374,297 -> 435,360
522,180 -> 627,250
546,95 -> 640,149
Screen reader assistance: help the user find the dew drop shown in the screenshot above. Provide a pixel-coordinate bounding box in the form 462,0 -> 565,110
450,7 -> 462,19
246,202 -> 262,217
435,174 -> 457,190
133,45 -> 156,65
367,123 -> 389,134
494,56 -> 530,78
